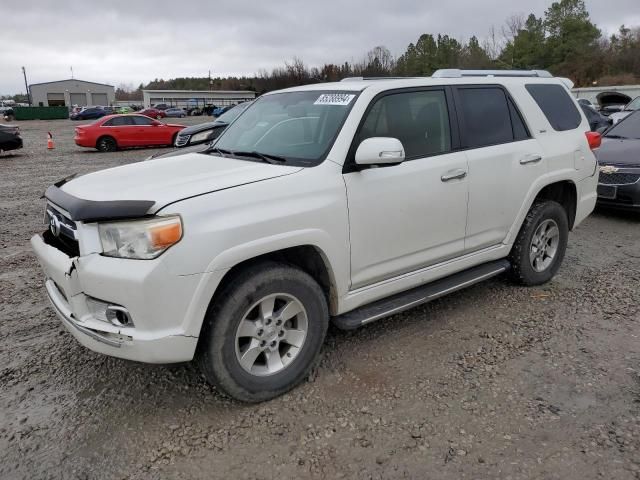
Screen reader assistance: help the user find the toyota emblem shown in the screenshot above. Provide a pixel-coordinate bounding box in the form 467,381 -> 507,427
49,214 -> 62,237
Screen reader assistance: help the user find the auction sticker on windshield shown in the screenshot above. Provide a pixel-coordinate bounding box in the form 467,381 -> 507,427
314,93 -> 356,106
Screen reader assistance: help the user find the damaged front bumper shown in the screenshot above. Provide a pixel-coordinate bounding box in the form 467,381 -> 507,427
30,234 -> 200,363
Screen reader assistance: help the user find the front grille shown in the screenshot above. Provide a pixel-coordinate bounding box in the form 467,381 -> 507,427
44,206 -> 80,257
598,172 -> 640,185
175,134 -> 190,147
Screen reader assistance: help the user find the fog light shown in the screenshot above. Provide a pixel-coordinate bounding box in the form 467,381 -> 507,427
86,297 -> 134,328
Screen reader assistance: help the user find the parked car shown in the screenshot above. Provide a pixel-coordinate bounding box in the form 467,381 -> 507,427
138,108 -> 167,120
0,124 -> 22,153
32,69 -> 598,402
152,103 -> 170,110
213,105 -> 235,116
164,107 -> 187,118
70,107 -> 107,121
580,103 -> 611,132
597,91 -> 631,117
174,102 -> 252,147
0,106 -> 15,121
608,96 -> 640,125
74,114 -> 185,152
595,110 -> 640,211
115,106 -> 134,114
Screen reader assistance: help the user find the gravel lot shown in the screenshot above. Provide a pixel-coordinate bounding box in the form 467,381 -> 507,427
1,118 -> 640,480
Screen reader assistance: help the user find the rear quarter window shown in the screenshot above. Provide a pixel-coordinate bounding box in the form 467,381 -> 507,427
525,84 -> 582,131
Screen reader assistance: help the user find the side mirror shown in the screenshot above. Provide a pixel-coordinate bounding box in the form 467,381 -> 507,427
355,137 -> 405,166
152,121 -> 162,126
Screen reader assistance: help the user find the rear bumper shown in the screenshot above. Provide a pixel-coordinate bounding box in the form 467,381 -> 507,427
31,233 -> 200,363
0,137 -> 22,152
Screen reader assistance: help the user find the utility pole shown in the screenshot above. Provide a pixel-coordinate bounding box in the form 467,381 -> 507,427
22,66 -> 31,106
209,70 -> 213,91
70,66 -> 74,79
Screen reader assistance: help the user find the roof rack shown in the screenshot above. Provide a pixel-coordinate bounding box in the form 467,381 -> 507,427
432,69 -> 553,78
340,76 -> 419,82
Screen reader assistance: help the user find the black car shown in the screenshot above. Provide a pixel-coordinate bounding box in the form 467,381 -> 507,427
174,101 -> 252,147
0,124 -> 23,153
70,107 -> 106,121
580,104 -> 611,132
595,110 -> 640,210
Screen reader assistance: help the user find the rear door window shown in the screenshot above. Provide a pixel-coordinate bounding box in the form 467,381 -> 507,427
525,84 -> 581,131
456,87 -> 515,148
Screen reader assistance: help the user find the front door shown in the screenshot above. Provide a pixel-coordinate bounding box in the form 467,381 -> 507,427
344,88 -> 469,290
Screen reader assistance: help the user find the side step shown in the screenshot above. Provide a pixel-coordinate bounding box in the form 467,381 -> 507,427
332,259 -> 510,330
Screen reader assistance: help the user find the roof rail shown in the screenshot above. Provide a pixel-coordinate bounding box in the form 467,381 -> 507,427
432,69 -> 553,78
340,76 -> 419,82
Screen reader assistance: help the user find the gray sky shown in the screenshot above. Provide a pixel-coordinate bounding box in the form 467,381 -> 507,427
1,0 -> 638,94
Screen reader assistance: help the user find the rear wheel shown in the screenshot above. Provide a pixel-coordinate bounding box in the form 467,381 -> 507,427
96,136 -> 117,152
508,201 -> 568,286
198,261 -> 328,402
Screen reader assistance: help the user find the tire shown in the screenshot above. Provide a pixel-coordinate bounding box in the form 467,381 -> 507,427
96,136 -> 117,152
197,261 -> 329,402
508,200 -> 569,286
170,132 -> 178,146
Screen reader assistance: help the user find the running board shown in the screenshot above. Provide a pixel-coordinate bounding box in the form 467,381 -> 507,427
332,259 -> 510,330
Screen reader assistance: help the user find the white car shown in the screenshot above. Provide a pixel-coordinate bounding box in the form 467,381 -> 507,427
608,96 -> 640,124
31,70 -> 599,402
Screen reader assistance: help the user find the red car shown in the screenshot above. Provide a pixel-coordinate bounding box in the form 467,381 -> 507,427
138,108 -> 166,119
74,114 -> 186,152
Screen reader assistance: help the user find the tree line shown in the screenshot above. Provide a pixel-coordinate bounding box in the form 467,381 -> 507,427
115,0 -> 640,100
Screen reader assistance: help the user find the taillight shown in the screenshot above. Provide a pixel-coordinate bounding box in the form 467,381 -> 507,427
585,131 -> 601,150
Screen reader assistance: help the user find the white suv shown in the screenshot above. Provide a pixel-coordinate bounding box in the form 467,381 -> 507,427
32,70 -> 599,402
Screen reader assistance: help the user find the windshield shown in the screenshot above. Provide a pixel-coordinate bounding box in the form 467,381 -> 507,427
216,102 -> 251,124
605,111 -> 640,139
625,97 -> 640,111
213,90 -> 359,165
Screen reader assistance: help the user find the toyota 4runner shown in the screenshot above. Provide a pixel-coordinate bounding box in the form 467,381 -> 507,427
31,70 -> 599,402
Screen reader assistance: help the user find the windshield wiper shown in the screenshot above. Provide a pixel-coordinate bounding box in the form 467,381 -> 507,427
207,147 -> 234,157
604,134 -> 629,139
233,151 -> 287,164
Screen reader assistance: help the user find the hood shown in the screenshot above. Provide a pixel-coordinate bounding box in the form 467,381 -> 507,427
60,152 -> 302,212
597,91 -> 632,107
609,111 -> 632,123
596,137 -> 640,167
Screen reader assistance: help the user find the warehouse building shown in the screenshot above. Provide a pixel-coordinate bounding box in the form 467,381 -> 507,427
142,89 -> 256,109
29,79 -> 115,107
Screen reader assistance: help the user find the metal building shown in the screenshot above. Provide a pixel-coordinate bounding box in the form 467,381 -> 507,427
29,79 -> 116,107
142,89 -> 256,109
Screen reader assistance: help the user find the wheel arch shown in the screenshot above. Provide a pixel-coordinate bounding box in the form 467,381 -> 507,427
208,245 -> 339,317
532,180 -> 578,229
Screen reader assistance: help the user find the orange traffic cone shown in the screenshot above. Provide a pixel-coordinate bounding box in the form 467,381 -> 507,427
47,132 -> 54,150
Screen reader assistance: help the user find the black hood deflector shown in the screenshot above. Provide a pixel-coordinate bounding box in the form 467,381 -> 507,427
45,185 -> 155,222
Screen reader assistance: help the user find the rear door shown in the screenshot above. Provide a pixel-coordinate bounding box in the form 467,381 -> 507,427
102,116 -> 135,146
453,85 -> 546,253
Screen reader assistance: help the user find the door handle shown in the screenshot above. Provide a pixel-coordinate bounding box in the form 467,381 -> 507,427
520,154 -> 543,165
441,169 -> 467,182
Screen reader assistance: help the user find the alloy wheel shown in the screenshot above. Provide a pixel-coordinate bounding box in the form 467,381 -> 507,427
529,219 -> 560,272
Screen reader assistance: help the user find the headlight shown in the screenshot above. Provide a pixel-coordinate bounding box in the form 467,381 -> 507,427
190,130 -> 213,143
99,216 -> 182,259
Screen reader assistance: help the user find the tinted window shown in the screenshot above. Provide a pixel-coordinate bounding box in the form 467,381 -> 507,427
458,87 -> 513,147
358,90 -> 451,158
132,115 -> 154,126
509,99 -> 530,141
605,111 -> 640,139
103,116 -> 133,126
526,84 -> 581,131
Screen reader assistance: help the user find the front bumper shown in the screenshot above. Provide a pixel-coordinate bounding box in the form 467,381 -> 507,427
597,179 -> 640,211
31,233 -> 200,363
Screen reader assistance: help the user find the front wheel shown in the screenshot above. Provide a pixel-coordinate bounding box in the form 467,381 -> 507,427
508,200 -> 569,286
198,261 -> 328,402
